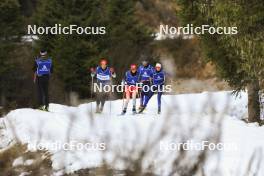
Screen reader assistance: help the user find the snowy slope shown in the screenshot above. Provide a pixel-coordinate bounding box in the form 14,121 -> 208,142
1,91 -> 264,176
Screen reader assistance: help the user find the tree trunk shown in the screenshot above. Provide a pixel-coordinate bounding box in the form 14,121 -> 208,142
247,80 -> 260,122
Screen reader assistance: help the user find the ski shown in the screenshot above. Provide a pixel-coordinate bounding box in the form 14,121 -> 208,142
138,106 -> 146,114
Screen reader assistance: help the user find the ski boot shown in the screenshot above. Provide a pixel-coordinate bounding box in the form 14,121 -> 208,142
95,106 -> 101,113
100,106 -> 104,113
44,106 -> 49,112
121,108 -> 127,115
158,107 -> 161,114
38,106 -> 46,111
132,106 -> 137,115
138,105 -> 144,111
138,106 -> 146,114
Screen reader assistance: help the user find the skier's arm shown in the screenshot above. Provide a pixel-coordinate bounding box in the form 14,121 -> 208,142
149,69 -> 154,84
121,72 -> 126,87
138,67 -> 143,82
33,72 -> 37,83
161,72 -> 166,85
136,74 -> 143,89
110,67 -> 116,78
33,60 -> 37,83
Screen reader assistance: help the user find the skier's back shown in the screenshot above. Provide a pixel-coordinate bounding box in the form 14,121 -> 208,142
33,50 -> 53,111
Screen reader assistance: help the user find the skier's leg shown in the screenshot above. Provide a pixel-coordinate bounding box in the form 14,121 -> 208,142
122,89 -> 130,114
43,77 -> 49,110
143,84 -> 152,107
157,91 -> 163,113
138,91 -> 147,113
124,90 -> 130,109
132,89 -> 137,113
100,92 -> 108,111
96,92 -> 101,112
141,84 -> 147,107
140,90 -> 144,107
37,77 -> 44,108
138,84 -> 151,113
100,94 -> 105,111
144,91 -> 154,107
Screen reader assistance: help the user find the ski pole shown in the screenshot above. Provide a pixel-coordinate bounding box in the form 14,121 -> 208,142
138,83 -> 142,108
121,80 -> 127,112
109,68 -> 116,117
121,87 -> 126,112
90,76 -> 94,114
109,79 -> 113,117
90,67 -> 95,114
91,76 -> 94,98
110,89 -> 112,117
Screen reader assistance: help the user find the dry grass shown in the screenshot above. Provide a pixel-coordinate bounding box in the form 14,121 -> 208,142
0,143 -> 52,176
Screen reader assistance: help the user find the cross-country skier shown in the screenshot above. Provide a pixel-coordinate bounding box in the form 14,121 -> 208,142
121,64 -> 140,115
138,59 -> 154,111
90,59 -> 116,113
139,63 -> 165,114
33,50 -> 53,111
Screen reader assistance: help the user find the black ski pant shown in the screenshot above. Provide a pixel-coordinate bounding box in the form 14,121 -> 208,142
36,75 -> 50,108
96,92 -> 109,110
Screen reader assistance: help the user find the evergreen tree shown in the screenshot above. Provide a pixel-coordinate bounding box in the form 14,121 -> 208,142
34,0 -> 152,97
0,0 -> 23,106
176,0 -> 264,122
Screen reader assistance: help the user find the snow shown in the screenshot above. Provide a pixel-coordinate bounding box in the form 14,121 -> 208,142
21,35 -> 39,43
1,91 -> 264,176
13,157 -> 24,167
12,157 -> 34,167
24,159 -> 34,166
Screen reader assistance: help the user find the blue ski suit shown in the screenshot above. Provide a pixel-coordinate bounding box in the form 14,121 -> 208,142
143,69 -> 165,109
138,64 -> 154,106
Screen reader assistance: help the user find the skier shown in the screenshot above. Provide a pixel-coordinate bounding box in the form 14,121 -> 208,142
138,59 -> 154,111
121,64 -> 140,115
139,63 -> 165,114
90,59 -> 116,113
33,50 -> 53,111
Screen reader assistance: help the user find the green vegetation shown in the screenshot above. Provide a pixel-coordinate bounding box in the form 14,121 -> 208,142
34,0 -> 153,97
176,0 -> 264,122
0,0 -> 27,110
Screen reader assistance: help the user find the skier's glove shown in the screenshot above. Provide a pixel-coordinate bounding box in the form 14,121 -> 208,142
110,67 -> 115,73
110,67 -> 116,78
121,80 -> 126,86
90,67 -> 96,77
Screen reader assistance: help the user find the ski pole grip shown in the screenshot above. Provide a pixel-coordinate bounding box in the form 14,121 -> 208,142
110,67 -> 115,73
90,68 -> 96,76
90,67 -> 95,72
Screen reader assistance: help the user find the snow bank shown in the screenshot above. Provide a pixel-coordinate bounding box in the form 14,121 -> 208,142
1,91 -> 264,175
